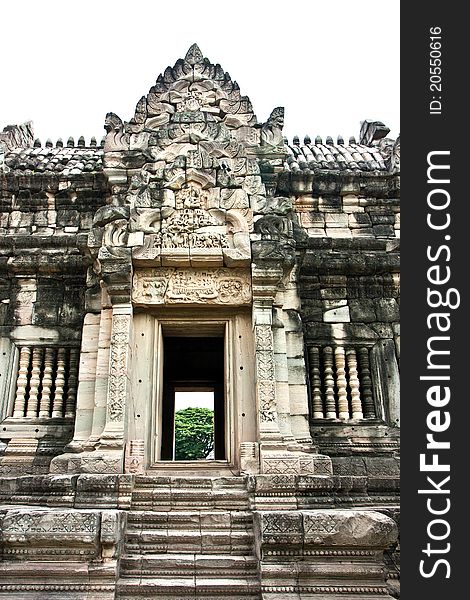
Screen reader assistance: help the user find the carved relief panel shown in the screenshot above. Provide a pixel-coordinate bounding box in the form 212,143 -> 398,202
132,267 -> 251,306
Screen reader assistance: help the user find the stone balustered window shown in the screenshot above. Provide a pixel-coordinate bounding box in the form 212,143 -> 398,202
307,345 -> 377,421
10,346 -> 79,419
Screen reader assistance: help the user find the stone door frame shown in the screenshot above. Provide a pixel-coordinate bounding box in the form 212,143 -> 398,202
131,308 -> 256,474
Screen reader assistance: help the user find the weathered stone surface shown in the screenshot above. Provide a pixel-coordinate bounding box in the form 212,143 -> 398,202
256,509 -> 397,548
132,267 -> 252,305
0,43 -> 400,599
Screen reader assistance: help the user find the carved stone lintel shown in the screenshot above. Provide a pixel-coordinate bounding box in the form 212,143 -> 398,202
132,267 -> 251,306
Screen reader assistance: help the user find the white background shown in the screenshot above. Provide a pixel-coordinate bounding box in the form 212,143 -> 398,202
1,0 -> 399,145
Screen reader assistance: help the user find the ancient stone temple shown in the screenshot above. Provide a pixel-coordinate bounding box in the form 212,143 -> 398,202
0,45 -> 400,598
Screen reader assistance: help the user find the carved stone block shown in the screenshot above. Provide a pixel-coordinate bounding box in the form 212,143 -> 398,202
132,267 -> 251,305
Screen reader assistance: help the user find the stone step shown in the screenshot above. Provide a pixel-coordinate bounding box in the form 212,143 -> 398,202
131,484 -> 249,511
124,510 -> 254,554
116,575 -> 261,599
120,553 -> 258,578
133,476 -> 248,488
130,477 -> 250,511
126,510 -> 253,529
125,527 -> 254,555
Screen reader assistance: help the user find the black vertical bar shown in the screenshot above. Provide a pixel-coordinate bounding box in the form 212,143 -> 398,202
160,382 -> 175,460
402,3 -> 466,597
213,382 -> 225,460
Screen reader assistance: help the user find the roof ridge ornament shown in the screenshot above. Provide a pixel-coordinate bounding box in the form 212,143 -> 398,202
0,121 -> 35,152
260,107 -> 286,151
185,43 -> 204,65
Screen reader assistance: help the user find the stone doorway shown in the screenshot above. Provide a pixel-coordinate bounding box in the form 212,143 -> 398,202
160,336 -> 225,461
131,310 -> 256,474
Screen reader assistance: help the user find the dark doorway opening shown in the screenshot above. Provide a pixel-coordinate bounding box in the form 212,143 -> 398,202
160,336 -> 225,461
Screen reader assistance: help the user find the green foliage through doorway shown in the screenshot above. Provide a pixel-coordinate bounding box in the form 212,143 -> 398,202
174,407 -> 214,460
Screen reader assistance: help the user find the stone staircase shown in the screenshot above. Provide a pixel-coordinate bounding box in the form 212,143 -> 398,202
116,476 -> 261,599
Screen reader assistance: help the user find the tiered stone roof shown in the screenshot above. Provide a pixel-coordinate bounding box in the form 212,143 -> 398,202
2,142 -> 103,175
285,136 -> 389,172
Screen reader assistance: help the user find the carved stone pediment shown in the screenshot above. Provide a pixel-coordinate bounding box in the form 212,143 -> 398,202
132,267 -> 251,306
89,45 -> 299,304
100,43 -> 285,187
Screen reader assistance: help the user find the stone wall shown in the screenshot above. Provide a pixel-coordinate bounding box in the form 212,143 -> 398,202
0,151 -> 108,474
0,45 -> 400,598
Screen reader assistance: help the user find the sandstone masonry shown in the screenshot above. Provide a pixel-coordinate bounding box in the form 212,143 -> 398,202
0,45 -> 400,599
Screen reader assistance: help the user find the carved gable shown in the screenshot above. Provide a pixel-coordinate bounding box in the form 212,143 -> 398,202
89,44 -> 293,303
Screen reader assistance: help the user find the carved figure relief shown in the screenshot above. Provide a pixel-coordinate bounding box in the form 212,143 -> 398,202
132,267 -> 251,305
175,184 -> 208,209
157,208 -> 228,249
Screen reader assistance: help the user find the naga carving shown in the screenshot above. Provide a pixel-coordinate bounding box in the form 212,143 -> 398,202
260,106 -> 285,149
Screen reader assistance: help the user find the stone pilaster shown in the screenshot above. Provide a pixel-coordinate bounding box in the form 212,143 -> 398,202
87,308 -> 113,445
272,308 -> 295,442
251,265 -> 284,444
253,311 -> 282,441
97,304 -> 133,453
63,313 -> 100,453
49,306 -> 131,474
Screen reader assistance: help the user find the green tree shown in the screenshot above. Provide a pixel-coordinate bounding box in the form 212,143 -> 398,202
174,407 -> 214,460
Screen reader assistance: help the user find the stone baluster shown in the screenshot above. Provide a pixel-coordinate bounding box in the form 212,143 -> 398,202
65,348 -> 79,418
13,346 -> 31,417
358,347 -> 376,418
346,348 -> 363,419
335,346 -> 349,419
308,347 -> 324,418
51,348 -> 66,417
26,347 -> 43,417
38,347 -> 55,417
323,346 -> 337,418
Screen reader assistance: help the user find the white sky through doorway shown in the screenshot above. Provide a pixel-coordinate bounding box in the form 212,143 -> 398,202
174,391 -> 214,412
